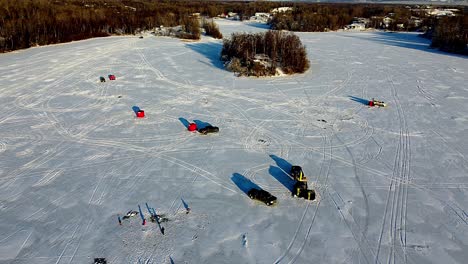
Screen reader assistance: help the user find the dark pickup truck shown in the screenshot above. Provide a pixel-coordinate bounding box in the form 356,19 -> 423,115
198,125 -> 219,135
248,188 -> 277,206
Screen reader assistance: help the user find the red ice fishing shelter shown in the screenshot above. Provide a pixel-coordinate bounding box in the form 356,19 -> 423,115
136,110 -> 145,118
109,74 -> 116,80
188,123 -> 197,131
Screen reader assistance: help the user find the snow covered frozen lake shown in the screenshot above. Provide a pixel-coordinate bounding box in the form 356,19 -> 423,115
0,19 -> 467,263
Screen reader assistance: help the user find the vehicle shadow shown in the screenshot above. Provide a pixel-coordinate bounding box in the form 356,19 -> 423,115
269,154 -> 292,173
132,106 -> 141,114
231,173 -> 261,195
269,165 -> 295,192
185,42 -> 224,69
193,119 -> 211,129
348,95 -> 370,106
178,117 -> 190,128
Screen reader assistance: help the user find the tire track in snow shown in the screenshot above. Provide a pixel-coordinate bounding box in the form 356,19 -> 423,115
0,141 -> 6,154
416,80 -> 437,108
393,70 -> 467,224
380,75 -> 410,264
288,133 -> 334,264
327,189 -> 377,264
14,38 -> 131,116
333,133 -> 373,262
0,38 -> 129,96
430,130 -> 468,172
413,81 -> 468,221
159,154 -> 237,193
274,202 -> 310,264
54,222 -> 81,264
275,133 -> 331,264
32,169 -> 63,187
0,141 -> 72,196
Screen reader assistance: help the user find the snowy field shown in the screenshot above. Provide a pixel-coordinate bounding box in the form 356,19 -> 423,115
0,19 -> 467,264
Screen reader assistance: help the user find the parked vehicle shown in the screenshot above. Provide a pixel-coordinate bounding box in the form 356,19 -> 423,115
369,98 -> 387,107
293,181 -> 315,200
248,188 -> 277,206
94,258 -> 107,264
198,125 -> 219,135
290,165 -> 307,181
290,165 -> 315,201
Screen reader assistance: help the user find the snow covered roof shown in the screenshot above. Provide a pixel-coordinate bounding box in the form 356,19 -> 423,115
271,7 -> 293,13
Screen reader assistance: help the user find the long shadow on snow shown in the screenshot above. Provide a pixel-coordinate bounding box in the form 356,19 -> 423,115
179,117 -> 190,128
181,198 -> 190,211
231,173 -> 261,195
132,106 -> 141,114
269,166 -> 295,192
193,119 -> 211,129
348,95 -> 370,106
339,31 -> 467,58
269,154 -> 292,173
245,22 -> 272,30
185,42 -> 224,70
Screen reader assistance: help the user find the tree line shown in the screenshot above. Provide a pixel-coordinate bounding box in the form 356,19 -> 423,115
0,0 -> 466,55
0,0 -> 279,52
430,15 -> 468,55
268,3 -> 466,54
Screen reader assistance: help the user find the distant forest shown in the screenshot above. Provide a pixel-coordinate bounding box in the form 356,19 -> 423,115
0,0 -> 466,54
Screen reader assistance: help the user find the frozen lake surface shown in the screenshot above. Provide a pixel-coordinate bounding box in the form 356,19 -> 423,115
0,20 -> 467,263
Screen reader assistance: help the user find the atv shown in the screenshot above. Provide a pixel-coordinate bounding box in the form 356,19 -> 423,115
248,188 -> 277,206
369,99 -> 387,107
198,125 -> 219,135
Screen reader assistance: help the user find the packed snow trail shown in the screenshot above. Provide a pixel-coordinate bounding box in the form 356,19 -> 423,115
0,21 -> 467,263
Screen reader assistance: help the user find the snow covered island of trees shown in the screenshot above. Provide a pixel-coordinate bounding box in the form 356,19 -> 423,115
221,31 -> 310,77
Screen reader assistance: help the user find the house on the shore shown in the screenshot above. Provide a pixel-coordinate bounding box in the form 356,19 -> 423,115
250,13 -> 271,23
345,22 -> 366,31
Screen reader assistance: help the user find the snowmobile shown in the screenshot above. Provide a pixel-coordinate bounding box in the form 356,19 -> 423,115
198,125 -> 219,135
248,188 -> 277,206
94,258 -> 107,264
122,210 -> 139,219
369,98 -> 387,107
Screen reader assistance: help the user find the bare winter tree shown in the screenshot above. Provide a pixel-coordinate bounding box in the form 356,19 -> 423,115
221,31 -> 309,76
202,19 -> 223,39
